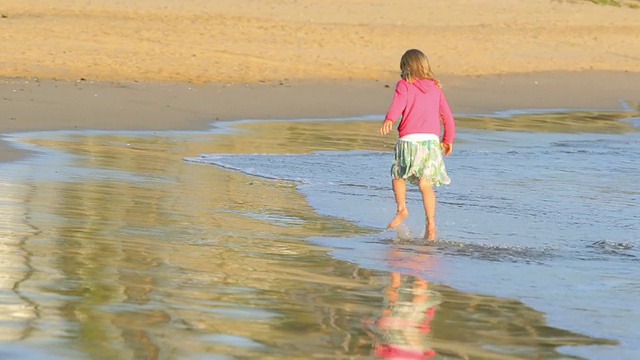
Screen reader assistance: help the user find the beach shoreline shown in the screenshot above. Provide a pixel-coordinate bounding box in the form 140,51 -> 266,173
3,70 -> 639,163
2,0 -> 639,162
2,2 -> 640,357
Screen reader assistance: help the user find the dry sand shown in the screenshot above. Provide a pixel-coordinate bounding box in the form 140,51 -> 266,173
1,0 -> 640,161
2,0 -> 640,82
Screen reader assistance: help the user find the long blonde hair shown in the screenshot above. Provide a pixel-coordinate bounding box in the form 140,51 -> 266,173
400,49 -> 440,87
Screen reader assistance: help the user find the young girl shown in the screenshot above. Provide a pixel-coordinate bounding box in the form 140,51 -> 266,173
379,49 -> 455,240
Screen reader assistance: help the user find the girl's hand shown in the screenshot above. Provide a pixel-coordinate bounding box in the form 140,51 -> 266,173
380,120 -> 393,135
441,142 -> 453,156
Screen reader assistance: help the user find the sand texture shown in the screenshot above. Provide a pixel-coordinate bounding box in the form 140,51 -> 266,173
1,0 -> 639,83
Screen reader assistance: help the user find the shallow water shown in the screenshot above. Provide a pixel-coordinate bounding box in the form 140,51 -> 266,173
1,107 -> 638,359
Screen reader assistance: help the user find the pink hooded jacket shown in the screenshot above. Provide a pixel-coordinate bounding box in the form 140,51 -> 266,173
384,78 -> 456,144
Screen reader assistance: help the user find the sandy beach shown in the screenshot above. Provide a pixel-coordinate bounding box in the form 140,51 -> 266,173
1,1 -> 640,358
2,0 -> 640,82
2,0 -> 640,162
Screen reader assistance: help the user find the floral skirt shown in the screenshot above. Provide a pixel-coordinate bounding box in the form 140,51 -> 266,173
390,139 -> 451,186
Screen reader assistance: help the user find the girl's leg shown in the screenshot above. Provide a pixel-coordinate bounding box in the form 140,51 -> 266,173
388,178 -> 409,228
418,179 -> 436,240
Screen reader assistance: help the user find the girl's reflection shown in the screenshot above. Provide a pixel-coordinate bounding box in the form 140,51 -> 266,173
370,247 -> 440,359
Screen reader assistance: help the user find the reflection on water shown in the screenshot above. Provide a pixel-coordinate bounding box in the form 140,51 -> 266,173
365,246 -> 617,359
1,108 -> 633,358
367,249 -> 439,359
457,110 -> 638,134
1,136 -> 380,359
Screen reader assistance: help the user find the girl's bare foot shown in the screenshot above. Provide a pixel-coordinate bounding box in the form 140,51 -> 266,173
387,208 -> 408,228
424,223 -> 436,241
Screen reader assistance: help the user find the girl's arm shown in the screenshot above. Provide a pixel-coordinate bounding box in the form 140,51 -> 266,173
385,81 -> 408,122
439,92 -> 456,145
380,81 -> 408,135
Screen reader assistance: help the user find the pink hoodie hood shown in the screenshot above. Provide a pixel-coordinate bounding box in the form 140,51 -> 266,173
410,78 -> 437,93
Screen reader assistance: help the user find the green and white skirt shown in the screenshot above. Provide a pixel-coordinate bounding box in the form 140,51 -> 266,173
390,134 -> 451,186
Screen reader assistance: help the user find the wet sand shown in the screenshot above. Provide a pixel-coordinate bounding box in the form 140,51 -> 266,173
3,70 -> 640,163
1,122 -> 620,358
